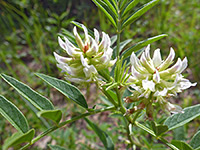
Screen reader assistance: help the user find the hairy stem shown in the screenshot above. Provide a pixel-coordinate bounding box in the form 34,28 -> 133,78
20,106 -> 115,150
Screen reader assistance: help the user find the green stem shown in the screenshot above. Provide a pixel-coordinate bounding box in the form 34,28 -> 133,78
20,106 -> 115,150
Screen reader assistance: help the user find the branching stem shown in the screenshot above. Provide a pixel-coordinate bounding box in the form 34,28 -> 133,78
20,106 -> 115,150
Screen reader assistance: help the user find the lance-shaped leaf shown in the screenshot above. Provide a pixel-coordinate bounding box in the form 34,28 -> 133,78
0,95 -> 29,133
92,0 -> 117,28
85,118 -> 114,150
1,74 -> 54,111
103,0 -> 118,17
190,130 -> 200,149
171,140 -> 193,150
164,104 -> 200,130
122,0 -> 140,17
121,34 -> 167,58
122,0 -> 160,29
113,39 -> 132,58
37,109 -> 62,124
35,73 -> 88,109
3,129 -> 35,150
48,144 -> 67,150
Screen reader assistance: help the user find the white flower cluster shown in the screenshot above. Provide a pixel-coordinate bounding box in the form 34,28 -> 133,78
54,25 -> 116,82
128,45 -> 197,113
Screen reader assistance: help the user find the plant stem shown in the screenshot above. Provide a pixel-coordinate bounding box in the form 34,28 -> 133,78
20,106 -> 115,150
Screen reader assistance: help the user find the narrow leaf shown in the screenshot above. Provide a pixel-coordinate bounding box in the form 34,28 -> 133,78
85,118 -> 114,150
164,104 -> 200,130
37,109 -> 62,124
122,0 -> 140,17
121,34 -> 167,58
48,144 -> 67,150
92,0 -> 117,28
1,74 -> 54,111
35,73 -> 88,109
3,129 -> 35,150
103,0 -> 118,17
190,130 -> 200,149
113,39 -> 132,58
122,0 -> 160,29
171,140 -> 193,150
0,95 -> 29,133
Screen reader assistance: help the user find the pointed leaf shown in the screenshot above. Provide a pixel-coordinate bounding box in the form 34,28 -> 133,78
35,73 -> 88,109
0,95 -> 29,133
190,130 -> 200,149
102,0 -> 118,17
171,140 -> 193,150
151,121 -> 168,137
164,104 -> 200,130
121,34 -> 167,58
122,0 -> 140,17
113,39 -> 132,58
3,129 -> 35,150
92,0 -> 117,28
1,74 -> 54,111
122,0 -> 160,29
85,118 -> 114,150
48,144 -> 67,150
37,109 -> 62,124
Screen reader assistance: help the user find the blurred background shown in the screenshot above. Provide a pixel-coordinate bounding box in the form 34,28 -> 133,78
0,0 -> 200,149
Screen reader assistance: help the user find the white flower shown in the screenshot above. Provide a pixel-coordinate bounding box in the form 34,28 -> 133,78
54,25 -> 116,83
128,44 -> 197,113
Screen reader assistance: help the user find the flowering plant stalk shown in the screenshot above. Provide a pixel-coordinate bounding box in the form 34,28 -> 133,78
0,0 -> 199,150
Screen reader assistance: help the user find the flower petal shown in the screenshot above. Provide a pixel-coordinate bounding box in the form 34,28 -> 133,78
94,28 -> 99,43
153,69 -> 160,83
83,65 -> 97,78
179,57 -> 188,73
159,47 -> 175,71
73,26 -> 84,50
142,78 -> 155,92
152,48 -> 162,67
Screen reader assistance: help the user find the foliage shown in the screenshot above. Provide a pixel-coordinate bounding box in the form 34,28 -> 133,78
0,0 -> 199,150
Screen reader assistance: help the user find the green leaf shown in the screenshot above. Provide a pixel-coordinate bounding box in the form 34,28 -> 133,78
113,39 -> 132,58
171,140 -> 193,150
103,0 -> 118,17
173,126 -> 185,140
164,104 -> 200,130
111,35 -> 117,46
35,73 -> 88,109
0,95 -> 29,133
92,0 -> 117,28
85,118 -> 114,150
37,109 -> 62,124
48,145 -> 66,150
135,122 -> 156,137
3,129 -> 35,150
122,0 -> 160,29
1,74 -> 54,111
121,34 -> 167,58
190,130 -> 200,149
151,121 -> 168,137
122,0 -> 140,17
